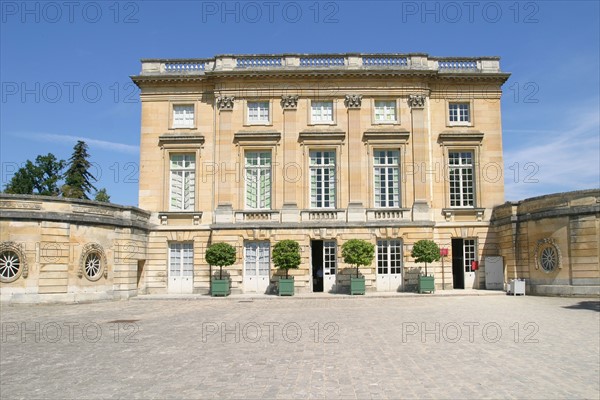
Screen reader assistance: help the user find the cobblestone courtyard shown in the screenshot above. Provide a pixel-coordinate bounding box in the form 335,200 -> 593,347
1,295 -> 599,399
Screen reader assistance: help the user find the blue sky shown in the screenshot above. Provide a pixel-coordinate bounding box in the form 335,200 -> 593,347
1,0 -> 599,206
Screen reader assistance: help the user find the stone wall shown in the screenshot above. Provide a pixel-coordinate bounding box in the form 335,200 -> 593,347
0,194 -> 150,303
491,189 -> 600,296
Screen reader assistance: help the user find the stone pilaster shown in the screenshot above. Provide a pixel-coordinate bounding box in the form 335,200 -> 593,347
282,95 -> 299,221
216,96 -> 236,209
408,94 -> 430,220
346,95 -> 365,212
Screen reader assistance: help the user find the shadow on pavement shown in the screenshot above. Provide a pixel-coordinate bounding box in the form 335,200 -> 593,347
562,300 -> 600,312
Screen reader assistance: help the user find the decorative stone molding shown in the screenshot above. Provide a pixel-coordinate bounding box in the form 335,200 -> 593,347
0,201 -> 41,210
534,238 -> 562,272
344,94 -> 362,108
79,243 -> 107,280
0,241 -> 28,282
407,94 -> 426,108
216,96 -> 235,110
442,208 -> 485,222
281,95 -> 299,110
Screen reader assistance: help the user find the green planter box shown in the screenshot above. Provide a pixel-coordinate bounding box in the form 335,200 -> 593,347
211,279 -> 230,297
418,275 -> 435,294
350,276 -> 365,295
279,278 -> 295,296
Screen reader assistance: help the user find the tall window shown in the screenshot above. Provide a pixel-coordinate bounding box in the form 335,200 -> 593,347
377,240 -> 403,275
463,239 -> 477,272
373,150 -> 400,208
374,100 -> 397,123
170,154 -> 195,211
247,101 -> 270,124
169,243 -> 194,278
173,105 -> 194,128
448,151 -> 474,207
311,101 -> 333,123
245,152 -> 271,209
310,150 -> 336,208
449,103 -> 470,125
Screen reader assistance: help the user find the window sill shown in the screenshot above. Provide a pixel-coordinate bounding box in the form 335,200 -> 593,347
244,122 -> 272,127
373,121 -> 399,125
446,122 -> 473,128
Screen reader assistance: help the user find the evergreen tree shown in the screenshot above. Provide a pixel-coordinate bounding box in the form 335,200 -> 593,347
94,188 -> 110,203
62,141 -> 97,200
4,154 -> 65,196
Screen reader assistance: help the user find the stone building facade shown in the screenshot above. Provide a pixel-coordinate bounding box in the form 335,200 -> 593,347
131,53 -> 509,295
2,53 -> 597,302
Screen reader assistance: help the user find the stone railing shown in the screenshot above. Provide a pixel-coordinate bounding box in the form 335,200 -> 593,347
300,210 -> 346,222
362,56 -> 408,67
236,57 -> 283,68
234,210 -> 280,222
164,61 -> 207,72
139,54 -> 502,76
366,209 -> 410,221
438,59 -> 479,70
299,56 -> 345,67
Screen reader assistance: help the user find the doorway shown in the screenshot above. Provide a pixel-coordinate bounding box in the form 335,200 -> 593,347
168,243 -> 194,294
452,238 -> 477,289
311,240 -> 336,293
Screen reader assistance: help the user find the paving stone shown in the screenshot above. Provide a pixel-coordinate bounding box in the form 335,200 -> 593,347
0,295 -> 599,399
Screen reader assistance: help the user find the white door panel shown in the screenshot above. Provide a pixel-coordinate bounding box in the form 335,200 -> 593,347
244,242 -> 270,293
168,243 -> 194,294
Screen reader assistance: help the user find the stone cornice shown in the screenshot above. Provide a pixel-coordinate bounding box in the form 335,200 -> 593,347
234,130 -> 281,143
363,129 -> 410,143
158,134 -> 205,147
298,129 -> 346,142
438,131 -> 485,144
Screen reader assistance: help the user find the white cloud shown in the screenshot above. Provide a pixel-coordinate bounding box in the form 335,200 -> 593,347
9,132 -> 139,155
503,103 -> 600,201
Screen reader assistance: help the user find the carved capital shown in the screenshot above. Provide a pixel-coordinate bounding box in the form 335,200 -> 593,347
407,94 -> 426,108
216,96 -> 235,110
344,94 -> 362,109
281,95 -> 299,110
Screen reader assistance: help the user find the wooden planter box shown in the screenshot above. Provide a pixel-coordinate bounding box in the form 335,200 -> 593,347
211,279 -> 230,297
350,277 -> 365,295
418,275 -> 435,294
279,278 -> 295,296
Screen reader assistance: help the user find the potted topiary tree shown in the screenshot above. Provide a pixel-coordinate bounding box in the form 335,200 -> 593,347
341,239 -> 374,295
205,242 -> 236,297
272,240 -> 301,296
411,240 -> 440,294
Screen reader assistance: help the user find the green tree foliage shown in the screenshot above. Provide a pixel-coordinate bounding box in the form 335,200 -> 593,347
341,239 -> 375,278
272,240 -> 301,279
205,242 -> 237,279
94,188 -> 110,203
411,240 -> 441,276
63,141 -> 97,200
4,154 -> 65,196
